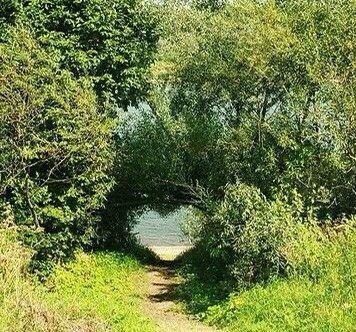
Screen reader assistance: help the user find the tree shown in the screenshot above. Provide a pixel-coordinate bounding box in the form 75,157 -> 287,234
151,0 -> 356,217
0,27 -> 115,275
1,0 -> 159,110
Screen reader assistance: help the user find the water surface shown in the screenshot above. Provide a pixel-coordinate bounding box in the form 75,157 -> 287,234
133,208 -> 190,246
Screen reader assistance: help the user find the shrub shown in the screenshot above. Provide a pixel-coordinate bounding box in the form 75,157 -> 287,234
202,222 -> 356,332
178,210 -> 355,331
0,27 -> 114,276
185,180 -> 356,288
186,183 -> 314,285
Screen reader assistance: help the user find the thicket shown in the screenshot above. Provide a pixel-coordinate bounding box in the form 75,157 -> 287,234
0,0 -> 159,275
0,0 -> 159,110
114,0 -> 356,283
177,222 -> 356,331
0,28 -> 114,275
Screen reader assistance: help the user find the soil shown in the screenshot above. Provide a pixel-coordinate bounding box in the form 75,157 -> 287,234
142,263 -> 217,332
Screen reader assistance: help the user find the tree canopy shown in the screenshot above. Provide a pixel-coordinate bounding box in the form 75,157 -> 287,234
0,27 -> 115,274
1,0 -> 159,110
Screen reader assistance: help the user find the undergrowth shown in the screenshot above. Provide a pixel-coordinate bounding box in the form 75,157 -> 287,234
177,222 -> 356,332
0,225 -> 155,332
0,226 -> 77,331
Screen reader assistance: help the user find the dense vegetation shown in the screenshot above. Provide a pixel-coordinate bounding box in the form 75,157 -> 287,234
0,0 -> 158,274
0,0 -> 159,109
117,0 -> 356,281
0,28 -> 115,275
0,226 -> 153,331
0,0 -> 355,330
175,219 -> 356,331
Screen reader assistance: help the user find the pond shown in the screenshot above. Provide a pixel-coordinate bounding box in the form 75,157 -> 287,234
132,207 -> 191,246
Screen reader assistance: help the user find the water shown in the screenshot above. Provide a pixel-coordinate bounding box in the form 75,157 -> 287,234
133,207 -> 191,246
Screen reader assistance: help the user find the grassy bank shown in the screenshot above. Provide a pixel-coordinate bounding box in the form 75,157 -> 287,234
0,227 -> 154,332
41,252 -> 155,332
176,226 -> 356,332
204,275 -> 355,332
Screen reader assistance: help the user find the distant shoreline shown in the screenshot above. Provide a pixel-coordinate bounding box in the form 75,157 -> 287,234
149,245 -> 192,261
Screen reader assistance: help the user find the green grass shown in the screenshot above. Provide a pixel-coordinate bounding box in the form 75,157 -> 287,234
203,276 -> 355,332
1,226 -> 155,331
41,251 -> 155,332
176,227 -> 356,332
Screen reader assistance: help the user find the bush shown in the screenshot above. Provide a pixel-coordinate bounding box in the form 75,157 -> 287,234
0,27 -> 114,276
186,183 -> 319,285
177,212 -> 355,331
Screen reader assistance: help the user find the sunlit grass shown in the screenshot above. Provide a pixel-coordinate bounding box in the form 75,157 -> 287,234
177,227 -> 356,332
41,252 -> 155,332
1,225 -> 156,331
204,276 -> 355,332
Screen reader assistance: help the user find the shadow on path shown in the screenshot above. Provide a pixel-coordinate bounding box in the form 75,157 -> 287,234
142,257 -> 218,332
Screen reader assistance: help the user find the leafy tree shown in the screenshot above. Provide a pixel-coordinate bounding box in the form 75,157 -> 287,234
0,27 -> 114,275
151,0 -> 356,217
1,0 -> 159,110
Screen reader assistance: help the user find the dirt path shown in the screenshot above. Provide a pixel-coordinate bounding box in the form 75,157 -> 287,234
142,264 -> 217,332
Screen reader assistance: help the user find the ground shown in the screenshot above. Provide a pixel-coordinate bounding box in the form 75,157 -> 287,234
143,264 -> 217,332
141,245 -> 217,331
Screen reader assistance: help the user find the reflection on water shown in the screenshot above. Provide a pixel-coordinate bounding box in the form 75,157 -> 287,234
133,207 -> 191,246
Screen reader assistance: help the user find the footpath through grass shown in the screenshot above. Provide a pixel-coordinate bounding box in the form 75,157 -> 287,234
2,225 -> 355,332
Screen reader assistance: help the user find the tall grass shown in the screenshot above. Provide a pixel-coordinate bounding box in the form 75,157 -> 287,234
0,226 -> 73,331
178,221 -> 356,332
0,224 -> 155,331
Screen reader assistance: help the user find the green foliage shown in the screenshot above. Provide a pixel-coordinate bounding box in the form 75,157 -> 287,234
184,183 -> 307,284
1,0 -> 159,109
42,251 -> 155,332
153,0 -> 356,216
112,0 -> 356,292
0,27 -> 114,275
199,224 -> 356,332
117,107 -> 186,196
0,0 -> 20,28
0,225 -> 154,331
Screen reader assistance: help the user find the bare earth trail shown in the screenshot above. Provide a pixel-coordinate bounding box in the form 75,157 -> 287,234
141,247 -> 218,332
